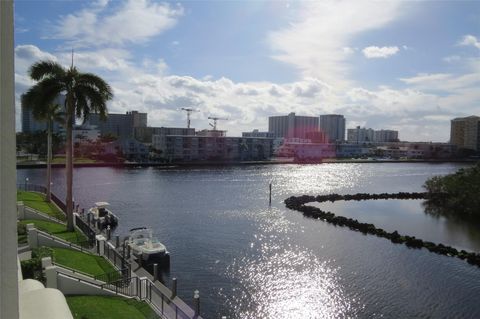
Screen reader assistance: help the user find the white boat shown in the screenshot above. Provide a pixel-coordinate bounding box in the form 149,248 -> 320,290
127,227 -> 170,267
88,202 -> 119,229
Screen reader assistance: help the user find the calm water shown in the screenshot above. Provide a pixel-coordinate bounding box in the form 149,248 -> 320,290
17,163 -> 480,318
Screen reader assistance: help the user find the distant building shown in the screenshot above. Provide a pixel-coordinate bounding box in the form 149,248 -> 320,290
242,129 -> 275,138
450,116 -> 480,151
134,127 -> 195,143
268,112 -> 319,139
373,130 -> 399,143
336,144 -> 373,158
319,114 -> 345,143
274,138 -> 335,159
85,110 -> 147,139
347,126 -> 374,144
21,95 -> 67,134
72,124 -> 100,143
104,137 -> 149,162
152,133 -> 272,162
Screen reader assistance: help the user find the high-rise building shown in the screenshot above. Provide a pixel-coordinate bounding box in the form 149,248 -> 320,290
450,116 -> 480,151
268,112 -> 319,139
373,130 -> 399,143
21,95 -> 66,134
347,126 -> 374,144
85,110 -> 147,139
319,114 -> 345,142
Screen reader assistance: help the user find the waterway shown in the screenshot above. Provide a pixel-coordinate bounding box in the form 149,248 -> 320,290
17,163 -> 480,318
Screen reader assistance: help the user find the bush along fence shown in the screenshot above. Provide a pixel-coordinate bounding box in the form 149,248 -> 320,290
284,192 -> 480,267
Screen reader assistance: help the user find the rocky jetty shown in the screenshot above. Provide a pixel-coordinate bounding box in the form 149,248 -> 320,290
284,192 -> 480,267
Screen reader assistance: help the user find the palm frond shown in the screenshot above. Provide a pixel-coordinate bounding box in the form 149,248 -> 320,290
29,60 -> 66,81
21,79 -> 64,121
76,73 -> 113,100
74,83 -> 109,121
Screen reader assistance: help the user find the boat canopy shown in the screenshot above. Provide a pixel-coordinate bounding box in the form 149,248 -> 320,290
94,202 -> 110,207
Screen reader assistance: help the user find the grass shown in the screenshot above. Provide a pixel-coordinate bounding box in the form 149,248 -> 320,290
66,295 -> 159,319
50,247 -> 117,277
18,219 -> 87,245
51,157 -> 97,164
17,190 -> 66,221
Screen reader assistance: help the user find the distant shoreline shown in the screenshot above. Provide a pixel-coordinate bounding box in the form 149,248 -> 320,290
16,158 -> 478,169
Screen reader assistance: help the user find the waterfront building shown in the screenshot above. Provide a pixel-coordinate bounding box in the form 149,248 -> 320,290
450,116 -> 480,151
242,129 -> 275,138
152,134 -> 273,162
268,112 -> 319,139
134,127 -> 195,143
85,110 -> 147,139
373,142 -> 456,159
336,144 -> 373,158
319,114 -> 346,143
21,95 -> 67,134
373,130 -> 399,143
280,141 -> 335,160
104,137 -> 149,161
347,126 -> 375,144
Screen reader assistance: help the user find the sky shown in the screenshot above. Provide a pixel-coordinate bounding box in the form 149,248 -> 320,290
14,0 -> 480,142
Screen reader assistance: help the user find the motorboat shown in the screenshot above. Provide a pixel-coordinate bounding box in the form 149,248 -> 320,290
127,227 -> 170,267
88,202 -> 119,230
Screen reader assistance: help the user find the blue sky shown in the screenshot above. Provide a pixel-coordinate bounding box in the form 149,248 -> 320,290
14,0 -> 480,141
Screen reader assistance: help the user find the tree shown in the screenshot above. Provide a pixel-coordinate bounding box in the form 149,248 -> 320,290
22,101 -> 64,202
423,162 -> 480,220
22,60 -> 113,231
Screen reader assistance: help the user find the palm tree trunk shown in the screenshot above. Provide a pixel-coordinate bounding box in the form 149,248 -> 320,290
65,97 -> 74,231
46,119 -> 52,202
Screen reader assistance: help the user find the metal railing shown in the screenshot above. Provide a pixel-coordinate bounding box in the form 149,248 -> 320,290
103,240 -> 130,271
52,261 -> 97,280
148,281 -> 194,319
94,267 -> 128,284
75,214 -> 97,244
17,183 -> 67,216
36,229 -> 93,252
21,205 -> 66,225
17,183 -> 47,193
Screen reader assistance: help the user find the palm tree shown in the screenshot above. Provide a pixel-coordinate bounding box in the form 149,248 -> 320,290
21,101 -> 64,202
22,60 -> 113,231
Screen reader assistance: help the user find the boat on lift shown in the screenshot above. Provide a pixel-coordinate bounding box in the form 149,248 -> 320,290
127,227 -> 170,267
88,202 -> 119,230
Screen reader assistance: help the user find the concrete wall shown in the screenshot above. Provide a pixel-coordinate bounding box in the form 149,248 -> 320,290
18,203 -> 65,224
0,1 -> 19,318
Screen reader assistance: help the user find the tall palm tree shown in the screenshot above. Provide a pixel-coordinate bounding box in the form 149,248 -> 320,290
22,60 -> 113,231
21,101 -> 64,202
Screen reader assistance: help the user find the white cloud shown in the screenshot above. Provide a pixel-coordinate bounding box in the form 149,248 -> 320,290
443,55 -> 461,63
459,34 -> 480,50
268,1 -> 404,87
362,46 -> 400,59
51,0 -> 183,48
400,72 -> 480,92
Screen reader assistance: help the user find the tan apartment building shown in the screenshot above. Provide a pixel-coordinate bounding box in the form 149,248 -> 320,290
450,116 -> 480,151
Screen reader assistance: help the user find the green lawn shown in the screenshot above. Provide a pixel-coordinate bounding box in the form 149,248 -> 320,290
18,219 -> 87,245
67,295 -> 159,319
51,247 -> 117,277
17,190 -> 66,221
51,157 -> 97,164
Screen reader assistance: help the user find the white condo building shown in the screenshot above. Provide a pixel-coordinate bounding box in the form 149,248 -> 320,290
268,113 -> 319,139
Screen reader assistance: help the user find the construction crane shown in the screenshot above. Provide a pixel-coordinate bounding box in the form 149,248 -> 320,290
181,108 -> 199,129
208,116 -> 228,131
